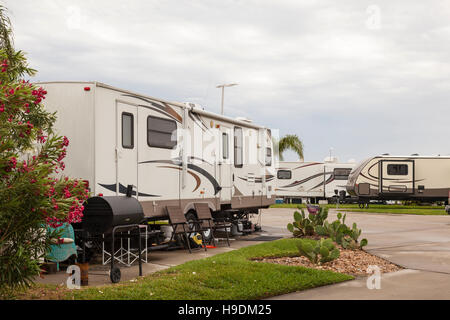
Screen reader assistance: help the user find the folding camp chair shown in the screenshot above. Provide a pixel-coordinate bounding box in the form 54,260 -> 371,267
166,206 -> 207,253
46,223 -> 77,271
194,203 -> 231,247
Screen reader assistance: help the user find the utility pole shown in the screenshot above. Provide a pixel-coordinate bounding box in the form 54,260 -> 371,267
216,83 -> 238,115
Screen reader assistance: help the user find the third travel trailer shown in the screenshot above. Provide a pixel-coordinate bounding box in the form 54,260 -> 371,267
346,155 -> 450,205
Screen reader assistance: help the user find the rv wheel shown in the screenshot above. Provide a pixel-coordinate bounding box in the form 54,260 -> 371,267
110,266 -> 121,283
186,211 -> 212,244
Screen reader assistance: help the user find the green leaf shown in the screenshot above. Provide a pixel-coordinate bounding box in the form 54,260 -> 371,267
360,238 -> 368,248
320,246 -> 329,258
287,223 -> 294,233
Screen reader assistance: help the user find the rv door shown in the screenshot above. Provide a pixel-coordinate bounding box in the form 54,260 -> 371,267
379,160 -> 414,194
116,102 -> 138,197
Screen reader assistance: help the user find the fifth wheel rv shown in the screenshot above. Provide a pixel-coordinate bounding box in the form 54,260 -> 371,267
346,155 -> 450,205
39,81 -> 276,229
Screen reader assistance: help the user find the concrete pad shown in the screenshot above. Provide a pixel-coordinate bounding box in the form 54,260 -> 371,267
369,248 -> 450,274
268,269 -> 450,300
260,207 -> 450,299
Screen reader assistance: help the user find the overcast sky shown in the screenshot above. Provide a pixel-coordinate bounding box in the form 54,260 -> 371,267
4,0 -> 450,163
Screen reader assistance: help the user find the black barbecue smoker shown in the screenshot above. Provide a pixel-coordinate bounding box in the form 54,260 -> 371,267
81,190 -> 145,283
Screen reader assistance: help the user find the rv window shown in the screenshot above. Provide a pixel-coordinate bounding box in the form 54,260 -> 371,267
122,112 -> 134,149
234,127 -> 243,168
333,168 -> 352,180
266,147 -> 272,166
387,164 -> 408,175
147,116 -> 177,149
222,133 -> 229,159
277,170 -> 291,180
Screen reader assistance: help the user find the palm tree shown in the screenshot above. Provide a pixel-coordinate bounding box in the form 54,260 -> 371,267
277,134 -> 304,161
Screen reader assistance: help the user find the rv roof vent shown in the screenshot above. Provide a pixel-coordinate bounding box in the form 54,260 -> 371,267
235,117 -> 253,123
381,153 -> 390,156
184,102 -> 204,110
411,153 -> 419,156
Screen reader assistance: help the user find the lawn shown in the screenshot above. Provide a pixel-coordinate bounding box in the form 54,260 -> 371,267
337,208 -> 446,215
271,204 -> 447,215
17,239 -> 353,300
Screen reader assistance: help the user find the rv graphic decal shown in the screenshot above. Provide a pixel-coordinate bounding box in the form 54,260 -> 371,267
98,183 -> 160,197
280,172 -> 332,188
157,165 -> 202,192
366,162 -> 424,182
362,170 -> 425,183
233,186 -> 244,196
187,156 -> 215,166
122,94 -> 182,123
139,159 -> 221,194
293,162 -> 322,170
361,172 -> 378,182
308,175 -> 334,191
238,175 -> 275,183
188,111 -> 209,132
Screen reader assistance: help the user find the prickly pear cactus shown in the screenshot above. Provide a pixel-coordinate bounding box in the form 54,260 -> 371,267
297,238 -> 340,265
287,209 -> 315,237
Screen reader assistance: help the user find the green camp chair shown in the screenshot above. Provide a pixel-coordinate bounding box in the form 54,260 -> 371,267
46,223 -> 77,271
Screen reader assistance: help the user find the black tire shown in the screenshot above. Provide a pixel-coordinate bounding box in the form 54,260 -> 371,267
185,211 -> 212,245
110,266 -> 121,283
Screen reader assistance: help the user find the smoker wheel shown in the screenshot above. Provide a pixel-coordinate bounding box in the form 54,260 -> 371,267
110,266 -> 121,283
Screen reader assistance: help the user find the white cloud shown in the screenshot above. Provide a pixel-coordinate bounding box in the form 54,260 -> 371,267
3,0 -> 450,161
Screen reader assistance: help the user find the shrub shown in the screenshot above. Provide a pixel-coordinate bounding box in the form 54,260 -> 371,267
0,5 -> 89,294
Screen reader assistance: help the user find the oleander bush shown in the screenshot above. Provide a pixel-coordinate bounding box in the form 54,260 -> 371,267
0,5 -> 89,295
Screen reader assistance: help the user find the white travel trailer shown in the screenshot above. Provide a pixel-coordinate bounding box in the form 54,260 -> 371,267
346,154 -> 450,204
39,81 -> 276,222
275,159 -> 355,203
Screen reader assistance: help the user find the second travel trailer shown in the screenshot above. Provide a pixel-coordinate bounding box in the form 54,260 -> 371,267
346,155 -> 450,207
275,159 -> 355,203
39,81 -> 276,232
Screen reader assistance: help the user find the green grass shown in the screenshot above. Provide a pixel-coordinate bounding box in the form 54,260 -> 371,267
271,203 -> 444,209
337,208 -> 446,215
270,204 -> 447,215
63,239 -> 352,300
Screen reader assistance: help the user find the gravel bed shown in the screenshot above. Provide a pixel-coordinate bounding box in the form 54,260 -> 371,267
254,249 -> 402,276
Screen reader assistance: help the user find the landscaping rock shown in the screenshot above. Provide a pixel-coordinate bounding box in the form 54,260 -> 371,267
255,249 -> 402,276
